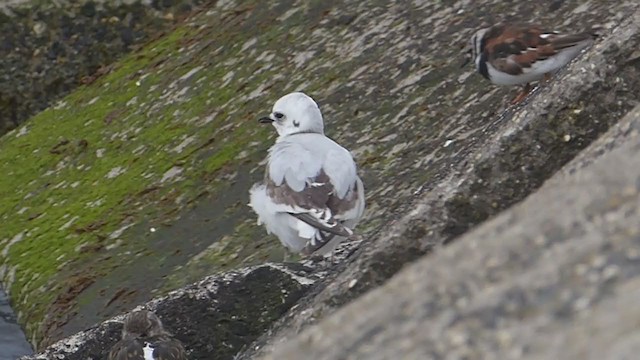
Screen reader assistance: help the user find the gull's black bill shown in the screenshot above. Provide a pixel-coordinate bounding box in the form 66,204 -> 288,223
259,116 -> 274,123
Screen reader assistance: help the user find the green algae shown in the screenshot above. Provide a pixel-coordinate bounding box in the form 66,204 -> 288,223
0,14 -> 272,344
1,0 -> 402,347
1,0 -> 348,344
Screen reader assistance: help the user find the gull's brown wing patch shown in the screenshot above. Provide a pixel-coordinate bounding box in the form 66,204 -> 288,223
266,168 -> 361,254
266,170 -> 332,211
327,177 -> 361,216
265,169 -> 360,217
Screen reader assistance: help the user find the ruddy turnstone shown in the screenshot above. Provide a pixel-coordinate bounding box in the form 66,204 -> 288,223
249,92 -> 365,257
108,310 -> 187,360
464,23 -> 598,103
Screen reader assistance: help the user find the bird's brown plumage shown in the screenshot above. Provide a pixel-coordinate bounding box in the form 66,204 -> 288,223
107,310 -> 187,360
483,24 -> 596,75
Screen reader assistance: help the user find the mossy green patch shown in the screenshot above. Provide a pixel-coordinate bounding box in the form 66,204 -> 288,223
0,0 -> 391,347
0,17 -> 257,345
0,0 -> 337,344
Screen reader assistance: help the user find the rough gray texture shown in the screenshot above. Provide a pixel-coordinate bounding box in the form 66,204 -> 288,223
263,103 -> 640,359
20,262 -> 323,360
6,0 -> 640,358
237,3 -> 640,358
0,0 -> 206,135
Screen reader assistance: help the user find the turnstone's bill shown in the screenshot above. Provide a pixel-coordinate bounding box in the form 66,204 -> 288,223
108,310 -> 187,360
249,92 -> 365,257
464,23 -> 598,103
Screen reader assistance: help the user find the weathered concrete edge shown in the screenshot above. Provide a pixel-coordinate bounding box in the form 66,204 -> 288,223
237,7 -> 640,358
264,101 -> 640,359
19,262 -> 323,360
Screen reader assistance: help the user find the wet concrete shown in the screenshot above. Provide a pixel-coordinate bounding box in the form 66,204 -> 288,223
5,0 -> 640,357
19,263 -> 324,360
0,286 -> 31,359
0,0 -> 214,136
265,103 -> 640,360
237,2 -> 640,357
59,165 -> 264,341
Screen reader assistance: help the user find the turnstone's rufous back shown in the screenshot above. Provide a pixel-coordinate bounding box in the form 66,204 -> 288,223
464,23 -> 598,103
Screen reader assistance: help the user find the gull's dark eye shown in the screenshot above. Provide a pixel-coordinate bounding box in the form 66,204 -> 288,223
274,112 -> 284,119
293,120 -> 300,127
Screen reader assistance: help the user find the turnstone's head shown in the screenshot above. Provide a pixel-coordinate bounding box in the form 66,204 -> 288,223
464,23 -> 597,86
121,310 -> 169,339
258,92 -> 324,137
468,27 -> 490,69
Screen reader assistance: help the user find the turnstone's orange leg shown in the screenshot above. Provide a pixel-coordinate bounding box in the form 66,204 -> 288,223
510,83 -> 532,104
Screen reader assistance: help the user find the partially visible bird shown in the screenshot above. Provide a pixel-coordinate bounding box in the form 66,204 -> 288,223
463,23 -> 598,103
249,92 -> 365,257
108,310 -> 187,360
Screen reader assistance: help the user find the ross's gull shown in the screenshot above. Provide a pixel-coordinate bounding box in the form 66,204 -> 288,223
249,92 -> 365,256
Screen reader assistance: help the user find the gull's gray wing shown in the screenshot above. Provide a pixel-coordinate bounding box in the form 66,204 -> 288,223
266,134 -> 361,215
267,133 -> 358,199
265,133 -> 364,248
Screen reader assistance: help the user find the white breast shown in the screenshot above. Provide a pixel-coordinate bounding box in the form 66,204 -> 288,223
143,343 -> 155,360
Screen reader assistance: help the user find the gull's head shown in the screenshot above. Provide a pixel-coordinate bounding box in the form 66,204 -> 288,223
259,92 -> 324,137
121,310 -> 168,339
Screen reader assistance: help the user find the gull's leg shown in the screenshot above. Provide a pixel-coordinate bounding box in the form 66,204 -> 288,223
283,248 -> 291,262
